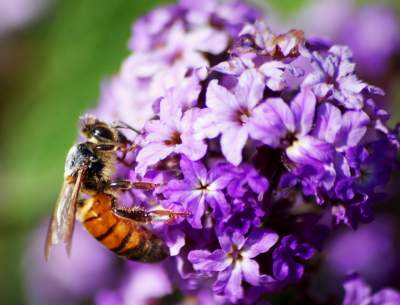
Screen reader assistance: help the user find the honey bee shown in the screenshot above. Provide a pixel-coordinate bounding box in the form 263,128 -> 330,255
45,115 -> 189,262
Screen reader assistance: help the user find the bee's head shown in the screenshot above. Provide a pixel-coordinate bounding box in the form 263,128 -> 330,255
80,115 -> 117,144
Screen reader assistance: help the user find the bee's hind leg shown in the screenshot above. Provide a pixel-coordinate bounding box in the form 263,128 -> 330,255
110,199 -> 150,223
110,197 -> 190,224
108,180 -> 191,223
112,205 -> 190,224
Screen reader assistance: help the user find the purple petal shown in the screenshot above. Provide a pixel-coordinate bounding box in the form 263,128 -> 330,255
235,69 -> 265,109
241,258 -> 261,286
189,27 -> 229,55
242,229 -> 279,258
249,98 -> 295,147
371,289 -> 400,305
208,169 -> 234,191
207,191 -> 231,218
286,135 -> 334,165
180,156 -> 207,185
159,95 -> 183,128
232,231 -> 246,249
339,75 -> 366,94
291,88 -> 316,135
213,267 -> 232,295
259,61 -> 286,91
342,274 -> 372,305
224,263 -> 244,302
188,249 -> 232,272
218,234 -> 233,253
213,57 -> 251,75
335,111 -> 370,149
313,103 -> 342,143
220,127 -> 248,165
136,143 -> 174,175
206,79 -> 239,112
164,227 -> 185,256
145,120 -> 174,142
178,136 -> 207,161
162,179 -> 199,203
187,196 -> 206,229
272,258 -> 290,281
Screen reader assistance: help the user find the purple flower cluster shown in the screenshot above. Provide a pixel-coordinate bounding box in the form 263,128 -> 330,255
86,1 -> 400,304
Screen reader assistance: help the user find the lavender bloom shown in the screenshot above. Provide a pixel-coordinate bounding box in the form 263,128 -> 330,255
188,230 -> 278,302
195,69 -> 265,165
303,46 -> 383,110
135,84 -> 206,175
161,156 -> 233,228
249,88 -> 334,167
272,235 -> 315,283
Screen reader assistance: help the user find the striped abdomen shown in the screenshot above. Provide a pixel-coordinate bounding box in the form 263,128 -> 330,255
78,193 -> 168,262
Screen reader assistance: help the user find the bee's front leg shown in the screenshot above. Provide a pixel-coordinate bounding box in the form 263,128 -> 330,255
94,143 -> 137,167
107,180 -> 157,192
111,120 -> 141,134
94,143 -> 136,153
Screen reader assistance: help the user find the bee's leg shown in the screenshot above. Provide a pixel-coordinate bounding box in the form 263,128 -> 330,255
94,143 -> 137,153
111,200 -> 149,223
112,121 -> 141,134
107,180 -> 157,192
111,199 -> 190,223
95,143 -> 136,167
147,210 -> 192,223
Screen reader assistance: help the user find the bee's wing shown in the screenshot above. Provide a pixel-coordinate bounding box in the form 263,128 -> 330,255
44,168 -> 86,260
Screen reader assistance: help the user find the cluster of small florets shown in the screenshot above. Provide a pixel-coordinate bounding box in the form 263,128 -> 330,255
94,0 -> 399,304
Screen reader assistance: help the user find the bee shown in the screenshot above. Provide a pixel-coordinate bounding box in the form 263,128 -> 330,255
45,115 -> 189,262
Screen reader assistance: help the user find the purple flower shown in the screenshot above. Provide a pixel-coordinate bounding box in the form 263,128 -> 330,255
161,156 -> 233,228
124,21 -> 228,81
214,57 -> 291,92
249,88 -> 334,169
128,4 -> 179,52
313,103 -> 370,150
342,274 -> 400,305
135,84 -> 206,175
272,235 -> 315,283
303,45 -> 383,109
188,230 -> 278,302
195,69 -> 265,165
180,0 -> 261,37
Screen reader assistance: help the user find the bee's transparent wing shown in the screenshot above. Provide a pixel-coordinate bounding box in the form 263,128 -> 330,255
44,168 -> 85,260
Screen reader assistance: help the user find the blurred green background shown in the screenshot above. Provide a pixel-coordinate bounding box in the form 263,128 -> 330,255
0,0 -> 399,304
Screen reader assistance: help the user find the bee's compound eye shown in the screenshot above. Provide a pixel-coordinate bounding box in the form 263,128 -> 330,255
93,126 -> 114,142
